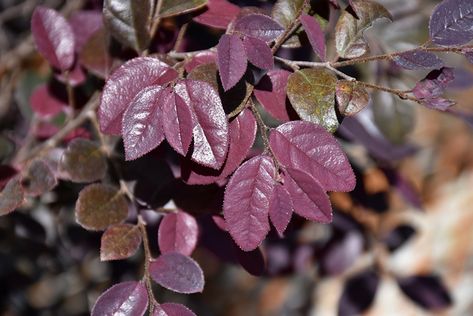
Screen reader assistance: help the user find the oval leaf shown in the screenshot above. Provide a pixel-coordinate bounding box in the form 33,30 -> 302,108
193,0 -> 241,29
338,270 -> 379,315
429,0 -> 473,46
79,28 -> 112,79
217,34 -> 247,91
30,84 -> 66,117
269,121 -> 356,192
184,51 -> 216,73
160,0 -> 207,18
22,159 -> 57,197
75,184 -> 128,231
392,50 -> 444,70
398,275 -> 452,310
268,183 -> 293,236
69,10 -> 103,52
287,68 -> 338,132
31,6 -> 75,70
99,57 -> 178,135
0,176 -> 24,216
100,224 -> 142,261
254,69 -> 292,122
160,303 -> 196,316
91,281 -> 148,316
300,13 -> 326,61
336,80 -> 370,116
150,252 -> 204,294
242,36 -> 274,70
223,155 -> 276,251
272,0 -> 306,28
233,14 -> 285,42
158,211 -> 198,256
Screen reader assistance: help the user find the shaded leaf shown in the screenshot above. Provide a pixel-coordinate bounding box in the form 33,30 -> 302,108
271,0 -> 306,28
383,224 -> 416,252
184,51 -> 216,73
392,50 -> 444,70
59,138 -> 107,183
158,211 -> 198,256
79,28 -> 112,79
268,183 -> 293,236
217,34 -> 247,91
429,0 -> 473,46
300,13 -> 326,61
0,176 -> 24,216
287,68 -> 338,132
320,231 -> 364,275
103,0 -> 152,52
54,60 -> 87,87
75,184 -> 128,231
242,36 -> 273,70
398,275 -> 452,310
22,159 -> 57,197
233,14 -> 284,42
150,252 -> 204,293
160,0 -> 207,18
269,121 -> 355,192
99,57 -> 177,135
412,67 -> 455,100
30,84 -> 66,117
91,281 -> 148,316
159,303 -> 196,316
31,6 -> 75,71
338,270 -> 379,316
463,48 -> 473,63
223,155 -> 276,251
254,69 -> 292,121
193,0 -> 240,30
336,80 -> 370,116
100,224 -> 142,261
69,10 -> 103,52
122,85 -> 166,161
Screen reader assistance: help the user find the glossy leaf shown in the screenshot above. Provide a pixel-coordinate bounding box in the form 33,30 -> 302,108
429,0 -> 473,46
59,138 -> 107,183
287,68 -> 338,132
242,36 -> 273,70
217,34 -> 247,91
91,281 -> 148,316
300,13 -> 326,61
184,51 -> 216,73
268,183 -> 293,236
254,69 -> 292,122
398,275 -> 452,310
31,6 -> 75,71
100,224 -> 142,261
122,85 -> 166,161
103,0 -> 151,52
0,176 -> 24,216
22,159 -> 57,197
160,0 -> 207,18
69,10 -> 103,52
392,50 -> 444,70
193,0 -> 240,29
158,211 -> 198,256
233,14 -> 285,42
174,79 -> 229,169
335,80 -> 370,116
99,57 -> 177,135
269,121 -> 356,192
335,0 -> 392,58
150,252 -> 204,293
30,84 -> 66,117
159,303 -> 196,316
272,0 -> 306,28
338,270 -> 379,316
223,155 -> 276,251
79,28 -> 112,79
75,184 -> 128,231
283,168 -> 332,223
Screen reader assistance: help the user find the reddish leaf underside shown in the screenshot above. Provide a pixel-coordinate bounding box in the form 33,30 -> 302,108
254,69 -> 292,121
268,183 -> 293,237
100,224 -> 142,261
91,281 -> 148,316
158,211 -> 199,256
217,34 -> 247,91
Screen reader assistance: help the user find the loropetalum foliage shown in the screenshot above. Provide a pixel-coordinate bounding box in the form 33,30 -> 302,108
1,0 -> 472,314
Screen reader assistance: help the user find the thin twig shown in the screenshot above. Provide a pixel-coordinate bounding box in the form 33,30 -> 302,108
357,81 -> 421,103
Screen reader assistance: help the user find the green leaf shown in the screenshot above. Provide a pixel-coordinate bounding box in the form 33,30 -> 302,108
103,0 -> 152,52
100,224 -> 142,261
287,68 -> 338,132
160,0 -> 207,18
0,176 -> 24,216
75,183 -> 128,231
271,0 -> 306,28
336,80 -> 370,116
335,0 -> 392,58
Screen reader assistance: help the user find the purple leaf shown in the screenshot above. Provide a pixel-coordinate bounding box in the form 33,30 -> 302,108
422,97 -> 456,111
158,303 -> 196,316
174,79 -> 229,169
338,270 -> 379,316
158,211 -> 198,256
122,85 -> 166,161
398,275 -> 452,310
268,183 -> 293,236
223,155 -> 276,251
22,159 -> 57,197
320,231 -> 364,275
100,224 -> 142,261
31,6 -> 75,71
99,57 -> 178,135
193,0 -> 241,29
283,168 -> 332,223
242,36 -> 274,70
30,84 -> 66,117
413,67 -> 456,111
300,13 -> 326,61
254,69 -> 292,122
429,0 -> 473,46
0,176 -> 24,216
233,14 -> 284,42
149,252 -> 204,294
68,10 -> 103,52
162,90 -> 194,156
91,281 -> 148,316
393,49 -> 444,70
54,60 -> 87,87
184,51 -> 216,73
217,34 -> 247,91
269,121 -> 356,192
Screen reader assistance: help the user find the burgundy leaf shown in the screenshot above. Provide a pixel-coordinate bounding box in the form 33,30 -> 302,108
162,90 -> 194,156
268,183 -> 293,236
174,79 -> 229,169
30,84 -> 66,117
300,13 -> 326,61
22,159 -> 57,197
158,211 -> 198,256
100,224 -> 142,261
54,60 -> 87,87
91,281 -> 148,316
160,303 -> 196,316
413,67 -> 455,99
392,50 -> 444,70
193,0 -> 241,30
68,10 -> 103,52
429,0 -> 473,46
283,168 -> 332,223
149,252 -> 204,294
242,36 -> 274,70
223,155 -> 276,251
217,34 -> 247,91
269,121 -> 356,192
233,14 -> 285,42
99,57 -> 178,135
184,51 -> 217,73
31,6 -> 75,71
0,176 -> 24,216
254,69 -> 292,122
122,85 -> 166,160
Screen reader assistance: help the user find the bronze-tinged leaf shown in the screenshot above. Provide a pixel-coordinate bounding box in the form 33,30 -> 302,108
336,80 -> 370,116
287,68 -> 338,132
22,159 -> 57,197
75,184 -> 128,231
79,28 -> 112,79
100,224 -> 142,261
0,176 -> 24,216
271,0 -> 307,28
335,0 -> 392,58
160,0 -> 207,18
59,139 -> 107,183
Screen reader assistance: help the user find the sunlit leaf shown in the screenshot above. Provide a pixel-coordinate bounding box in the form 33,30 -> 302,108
217,34 -> 247,91
193,0 -> 240,30
22,159 -> 57,197
160,0 -> 207,18
91,281 -> 148,316
268,183 -> 293,236
100,224 -> 142,261
429,0 -> 473,46
159,303 -> 196,316
0,176 -> 24,216
233,14 -> 284,42
158,211 -> 198,256
335,80 -> 370,116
